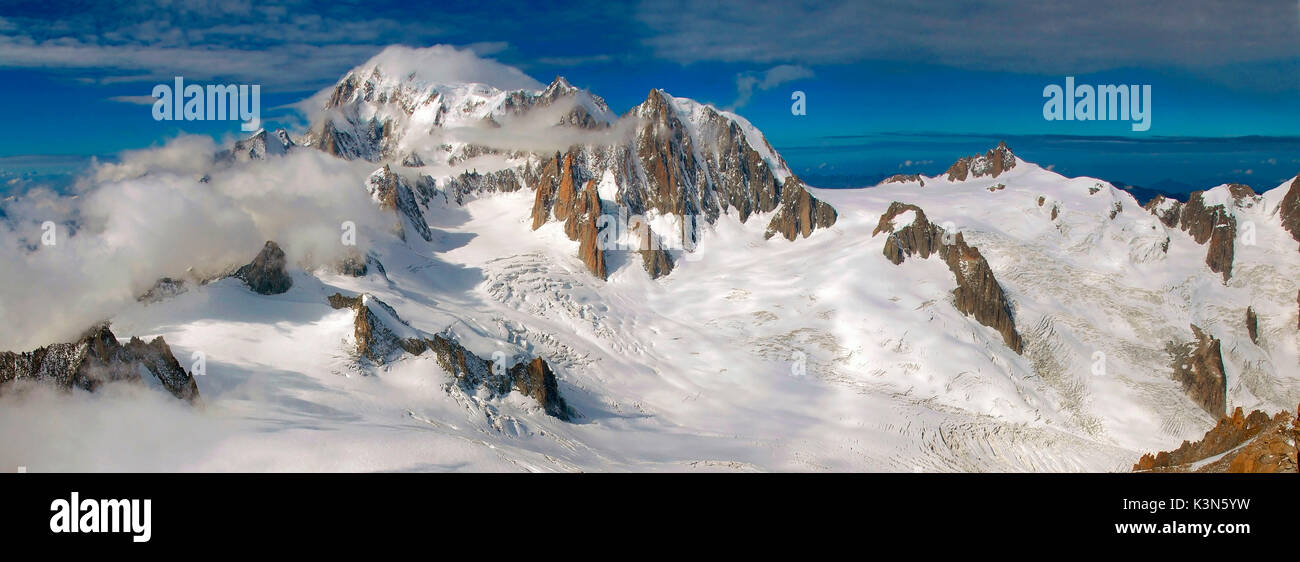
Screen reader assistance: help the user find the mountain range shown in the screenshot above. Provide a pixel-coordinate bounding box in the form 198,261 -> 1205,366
2,46 -> 1297,472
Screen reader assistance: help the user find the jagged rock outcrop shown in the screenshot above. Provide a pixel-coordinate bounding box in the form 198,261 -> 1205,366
763,176 -> 838,241
529,152 -> 609,278
234,241 -> 293,295
636,224 -> 675,279
1281,175 -> 1300,246
1180,191 -> 1237,282
1142,194 -> 1181,228
882,174 -> 924,186
423,334 -> 571,420
874,202 -> 943,264
0,324 -> 199,401
442,169 -> 522,205
1145,186 -> 1263,282
138,277 -> 188,303
217,128 -> 295,163
873,202 -> 1023,353
525,88 -> 836,274
367,165 -> 433,242
1149,191 -> 1237,283
629,90 -> 837,241
944,141 -> 1016,182
1134,407 -> 1297,473
1246,306 -> 1259,344
1167,324 -> 1227,416
327,293 -> 571,419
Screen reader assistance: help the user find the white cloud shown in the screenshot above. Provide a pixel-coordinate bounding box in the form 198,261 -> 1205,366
358,44 -> 544,91
0,135 -> 392,350
731,64 -> 813,109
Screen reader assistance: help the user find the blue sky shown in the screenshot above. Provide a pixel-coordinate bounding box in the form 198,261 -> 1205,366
2,0 -> 1300,191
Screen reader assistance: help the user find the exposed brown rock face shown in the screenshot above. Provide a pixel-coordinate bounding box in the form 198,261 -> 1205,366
530,154 -> 609,279
1142,195 -> 1181,228
1179,192 -> 1236,282
235,241 -> 293,295
327,293 -> 425,364
1280,175 -> 1300,246
367,165 -> 433,242
882,174 -> 925,187
1246,307 -> 1259,344
943,232 -> 1023,353
510,358 -> 567,419
0,324 -> 199,402
628,89 -> 712,219
317,72 -> 836,279
874,202 -> 1023,353
1167,325 -> 1227,416
638,225 -> 675,279
1145,187 -> 1265,283
1134,408 -> 1297,473
944,141 -> 1016,182
614,89 -> 835,246
326,293 -> 571,420
423,335 -> 571,420
764,176 -> 838,241
874,202 -> 943,264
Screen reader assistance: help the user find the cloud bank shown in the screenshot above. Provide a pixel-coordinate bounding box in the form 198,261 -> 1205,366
0,135 -> 391,351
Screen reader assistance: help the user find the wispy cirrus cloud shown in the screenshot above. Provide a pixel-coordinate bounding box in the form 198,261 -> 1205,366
0,0 -> 636,92
106,95 -> 158,105
730,64 -> 813,109
637,0 -> 1300,91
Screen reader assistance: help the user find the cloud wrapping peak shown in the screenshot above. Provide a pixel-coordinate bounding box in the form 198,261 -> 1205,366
352,45 -> 544,92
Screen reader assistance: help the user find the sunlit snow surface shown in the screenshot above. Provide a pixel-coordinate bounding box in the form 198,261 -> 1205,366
4,155 -> 1298,472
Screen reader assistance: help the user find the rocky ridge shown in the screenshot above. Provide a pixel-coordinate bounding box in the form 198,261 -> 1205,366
873,201 -> 1023,353
1134,407 -> 1297,473
0,324 -> 199,401
327,293 -> 571,420
1167,324 -> 1227,416
943,141 -> 1016,182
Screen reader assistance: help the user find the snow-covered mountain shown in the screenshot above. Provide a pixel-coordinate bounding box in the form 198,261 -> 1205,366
2,45 -> 1298,472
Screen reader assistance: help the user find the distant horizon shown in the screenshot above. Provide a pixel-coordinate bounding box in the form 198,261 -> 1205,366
7,128 -> 1298,201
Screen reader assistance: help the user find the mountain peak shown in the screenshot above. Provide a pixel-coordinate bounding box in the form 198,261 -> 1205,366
545,75 -> 575,93
944,141 -> 1016,181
